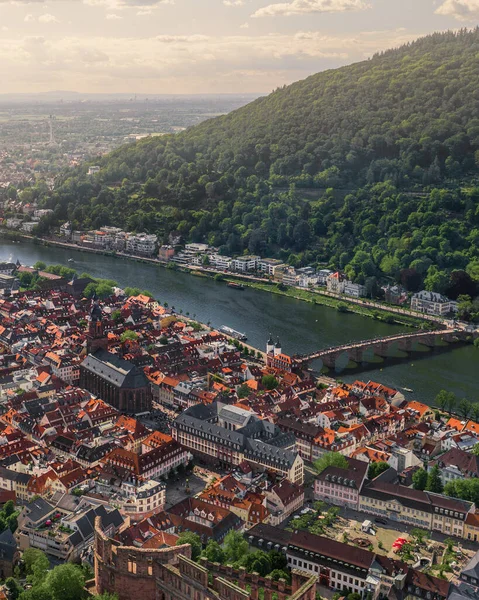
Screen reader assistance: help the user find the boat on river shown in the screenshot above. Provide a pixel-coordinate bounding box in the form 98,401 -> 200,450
219,325 -> 247,341
227,282 -> 244,290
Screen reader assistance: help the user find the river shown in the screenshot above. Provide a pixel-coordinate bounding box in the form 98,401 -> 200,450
0,239 -> 477,405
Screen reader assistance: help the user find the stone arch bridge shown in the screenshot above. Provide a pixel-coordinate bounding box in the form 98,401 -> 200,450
293,328 -> 471,370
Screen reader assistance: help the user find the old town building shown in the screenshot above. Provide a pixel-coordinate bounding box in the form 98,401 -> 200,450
359,480 -> 474,538
172,402 -> 304,484
314,456 -> 368,510
80,348 -> 152,413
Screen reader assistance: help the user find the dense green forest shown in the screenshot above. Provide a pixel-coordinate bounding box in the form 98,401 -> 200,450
21,30 -> 479,301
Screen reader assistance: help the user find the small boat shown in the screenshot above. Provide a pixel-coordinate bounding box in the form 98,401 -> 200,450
219,325 -> 247,341
402,387 -> 414,393
227,282 -> 244,290
68,258 -> 74,263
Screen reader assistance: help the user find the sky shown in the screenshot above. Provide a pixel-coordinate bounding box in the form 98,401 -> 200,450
0,0 -> 478,94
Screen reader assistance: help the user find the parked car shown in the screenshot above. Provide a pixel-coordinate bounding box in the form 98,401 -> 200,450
374,518 -> 388,525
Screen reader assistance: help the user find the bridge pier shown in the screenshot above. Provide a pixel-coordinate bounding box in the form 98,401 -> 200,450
348,348 -> 363,364
414,334 -> 437,348
397,338 -> 415,353
321,354 -> 338,369
371,342 -> 393,358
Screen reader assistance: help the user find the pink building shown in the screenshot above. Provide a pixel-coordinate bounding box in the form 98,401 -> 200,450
314,456 -> 368,510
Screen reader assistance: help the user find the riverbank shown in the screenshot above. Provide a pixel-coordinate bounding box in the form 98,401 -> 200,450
228,280 -> 432,330
1,231 -> 438,329
2,237 -> 478,404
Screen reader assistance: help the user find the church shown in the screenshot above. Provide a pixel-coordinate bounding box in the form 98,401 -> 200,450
79,302 -> 152,414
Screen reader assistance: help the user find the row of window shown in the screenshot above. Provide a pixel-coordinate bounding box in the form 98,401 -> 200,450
289,557 -> 362,590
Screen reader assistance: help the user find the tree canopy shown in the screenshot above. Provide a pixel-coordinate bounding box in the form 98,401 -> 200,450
223,530 -> 249,564
444,478 -> 479,504
313,452 -> 349,474
120,330 -> 139,343
27,30 -> 479,305
412,468 -> 428,491
19,563 -> 87,600
367,461 -> 390,480
176,532 -> 202,561
426,465 -> 444,494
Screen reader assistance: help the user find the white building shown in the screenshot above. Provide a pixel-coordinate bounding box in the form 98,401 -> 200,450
126,233 -> 157,256
21,222 -> 37,233
6,218 -> 22,229
281,267 -> 299,286
411,290 -> 458,316
317,269 -> 333,285
185,243 -> 209,253
326,272 -> 366,297
210,254 -> 232,270
230,255 -> 259,272
34,209 -> 53,219
257,258 -> 284,276
344,281 -> 366,298
298,274 -> 319,288
59,222 -> 72,237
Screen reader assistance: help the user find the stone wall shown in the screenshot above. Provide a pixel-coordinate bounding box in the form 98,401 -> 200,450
94,517 -> 191,600
95,518 -> 317,600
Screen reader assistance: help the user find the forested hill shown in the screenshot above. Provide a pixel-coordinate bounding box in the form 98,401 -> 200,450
32,29 -> 479,301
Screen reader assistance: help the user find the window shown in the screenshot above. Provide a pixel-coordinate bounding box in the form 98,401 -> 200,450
128,557 -> 137,574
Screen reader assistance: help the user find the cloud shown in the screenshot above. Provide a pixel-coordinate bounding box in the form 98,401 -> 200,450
155,34 -> 210,42
24,12 -> 59,22
38,13 -> 60,22
85,0 -> 174,7
223,0 -> 244,5
240,22 -> 249,28
84,0 -> 170,7
0,28 -> 423,94
106,12 -> 122,17
252,0 -> 370,17
435,0 -> 479,20
2,0 -> 173,6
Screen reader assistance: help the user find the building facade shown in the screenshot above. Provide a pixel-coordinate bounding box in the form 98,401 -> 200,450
172,403 -> 304,484
359,481 -> 473,538
411,291 -> 458,316
314,457 -> 368,510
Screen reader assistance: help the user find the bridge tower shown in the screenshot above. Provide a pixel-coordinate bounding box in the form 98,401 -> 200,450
266,334 -> 274,355
274,337 -> 282,356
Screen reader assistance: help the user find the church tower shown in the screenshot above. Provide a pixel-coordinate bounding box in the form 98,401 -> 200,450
86,301 -> 108,354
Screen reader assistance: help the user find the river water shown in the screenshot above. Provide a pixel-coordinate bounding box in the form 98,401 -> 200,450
0,239 -> 477,405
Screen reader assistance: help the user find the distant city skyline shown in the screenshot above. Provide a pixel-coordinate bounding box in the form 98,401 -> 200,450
0,0 -> 478,94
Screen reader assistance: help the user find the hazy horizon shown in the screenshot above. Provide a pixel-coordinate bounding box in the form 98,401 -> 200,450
0,0 -> 478,95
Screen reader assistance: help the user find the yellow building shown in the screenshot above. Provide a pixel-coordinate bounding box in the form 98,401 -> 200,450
464,511 -> 479,542
359,480 -> 473,538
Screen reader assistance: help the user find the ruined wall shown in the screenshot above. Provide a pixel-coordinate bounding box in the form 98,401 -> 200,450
95,518 -> 318,600
94,517 -> 191,600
